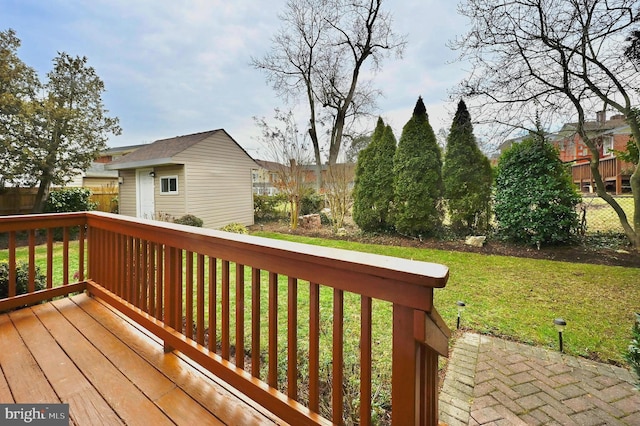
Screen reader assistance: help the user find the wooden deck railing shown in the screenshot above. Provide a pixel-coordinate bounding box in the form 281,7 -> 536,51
571,156 -> 633,193
0,212 -> 450,425
0,212 -> 88,312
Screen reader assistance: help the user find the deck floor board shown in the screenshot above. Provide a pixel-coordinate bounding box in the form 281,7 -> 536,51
8,308 -> 123,426
0,294 -> 280,426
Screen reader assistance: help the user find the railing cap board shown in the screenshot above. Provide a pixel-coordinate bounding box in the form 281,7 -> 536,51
86,211 -> 449,290
0,212 -> 88,232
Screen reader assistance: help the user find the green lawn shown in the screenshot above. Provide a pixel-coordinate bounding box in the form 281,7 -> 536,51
253,231 -> 639,366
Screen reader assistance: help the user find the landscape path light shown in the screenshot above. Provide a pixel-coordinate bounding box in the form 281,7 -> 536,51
456,301 -> 466,330
553,318 -> 567,352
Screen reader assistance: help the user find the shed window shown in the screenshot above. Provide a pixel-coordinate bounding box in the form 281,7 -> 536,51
160,176 -> 178,194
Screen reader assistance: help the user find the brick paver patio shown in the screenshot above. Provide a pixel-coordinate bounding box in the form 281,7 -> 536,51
440,333 -> 640,425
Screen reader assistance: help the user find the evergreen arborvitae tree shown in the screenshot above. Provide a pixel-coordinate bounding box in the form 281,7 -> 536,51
443,100 -> 493,234
494,131 -> 581,247
353,118 -> 396,231
393,97 -> 443,236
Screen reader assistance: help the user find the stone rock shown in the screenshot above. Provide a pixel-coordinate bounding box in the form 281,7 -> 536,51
299,214 -> 322,230
465,236 -> 486,248
336,227 -> 347,237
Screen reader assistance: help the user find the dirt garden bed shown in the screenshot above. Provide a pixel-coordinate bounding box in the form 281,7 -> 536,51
250,220 -> 640,268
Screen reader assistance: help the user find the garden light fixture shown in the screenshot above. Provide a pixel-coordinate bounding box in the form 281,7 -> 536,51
456,301 -> 466,329
553,318 -> 567,352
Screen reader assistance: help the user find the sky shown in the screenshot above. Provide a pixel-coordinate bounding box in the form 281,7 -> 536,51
1,0 -> 472,160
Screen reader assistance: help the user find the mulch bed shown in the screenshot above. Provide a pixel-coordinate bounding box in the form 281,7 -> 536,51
250,222 -> 640,268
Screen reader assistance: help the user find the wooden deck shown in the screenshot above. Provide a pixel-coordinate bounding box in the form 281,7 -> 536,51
0,293 -> 282,426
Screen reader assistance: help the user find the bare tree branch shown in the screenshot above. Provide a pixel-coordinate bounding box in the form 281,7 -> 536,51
252,0 -> 406,177
453,0 -> 640,248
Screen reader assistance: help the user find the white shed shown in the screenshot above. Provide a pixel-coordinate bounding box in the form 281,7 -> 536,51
106,129 -> 257,229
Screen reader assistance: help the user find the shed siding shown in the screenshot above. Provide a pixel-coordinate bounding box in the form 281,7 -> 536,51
175,133 -> 255,229
153,165 -> 187,221
118,170 -> 137,217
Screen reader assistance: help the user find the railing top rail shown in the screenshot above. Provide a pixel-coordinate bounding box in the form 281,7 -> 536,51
0,212 -> 88,232
86,211 -> 448,311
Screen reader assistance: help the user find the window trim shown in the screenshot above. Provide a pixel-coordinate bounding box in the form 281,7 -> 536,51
159,175 -> 179,195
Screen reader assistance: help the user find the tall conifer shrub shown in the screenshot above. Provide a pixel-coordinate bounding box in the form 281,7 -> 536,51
353,118 -> 397,231
443,100 -> 493,234
393,97 -> 443,236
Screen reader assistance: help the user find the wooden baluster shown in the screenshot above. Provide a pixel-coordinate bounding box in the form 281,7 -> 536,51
287,277 -> 297,400
140,240 -> 147,311
102,230 -> 107,285
236,264 -> 245,369
196,254 -> 205,345
185,251 -> 194,340
309,282 -> 320,413
221,260 -> 230,360
251,268 -> 261,378
8,231 -> 16,298
149,243 -> 156,316
360,296 -> 372,426
208,257 -> 217,353
28,229 -> 35,293
126,236 -> 134,302
163,246 -> 174,353
78,225 -> 85,281
155,245 -> 163,320
46,229 -> 53,289
134,238 -> 141,306
109,231 -> 116,291
63,227 -> 69,286
333,289 -> 344,425
268,272 -> 278,388
174,249 -> 183,333
418,345 -> 439,425
116,234 -> 123,297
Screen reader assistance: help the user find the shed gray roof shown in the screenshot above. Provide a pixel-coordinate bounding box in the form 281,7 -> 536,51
106,129 -> 256,170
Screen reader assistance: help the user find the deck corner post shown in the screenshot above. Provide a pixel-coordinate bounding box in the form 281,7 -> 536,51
392,304 -> 441,426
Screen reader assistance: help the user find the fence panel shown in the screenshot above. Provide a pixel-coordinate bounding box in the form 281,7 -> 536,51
578,195 -> 635,234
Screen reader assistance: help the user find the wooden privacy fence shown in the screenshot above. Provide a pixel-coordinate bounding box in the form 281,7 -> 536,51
0,186 -> 117,215
0,212 -> 451,425
0,188 -> 38,215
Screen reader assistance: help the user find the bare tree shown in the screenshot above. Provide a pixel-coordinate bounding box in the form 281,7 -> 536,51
325,163 -> 355,230
252,0 -> 405,187
453,0 -> 640,248
254,109 -> 312,230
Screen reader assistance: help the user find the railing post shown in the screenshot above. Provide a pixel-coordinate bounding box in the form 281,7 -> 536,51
392,304 -> 420,425
393,304 -> 445,426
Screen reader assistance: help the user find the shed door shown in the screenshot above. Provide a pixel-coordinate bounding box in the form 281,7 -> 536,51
136,168 -> 155,219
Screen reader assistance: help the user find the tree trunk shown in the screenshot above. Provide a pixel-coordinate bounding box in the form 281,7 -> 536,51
629,166 -> 640,248
584,139 -> 639,250
626,114 -> 640,249
32,178 -> 51,213
328,110 -> 346,166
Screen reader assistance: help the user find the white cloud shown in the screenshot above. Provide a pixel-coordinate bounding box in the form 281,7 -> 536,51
2,0 -> 469,152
